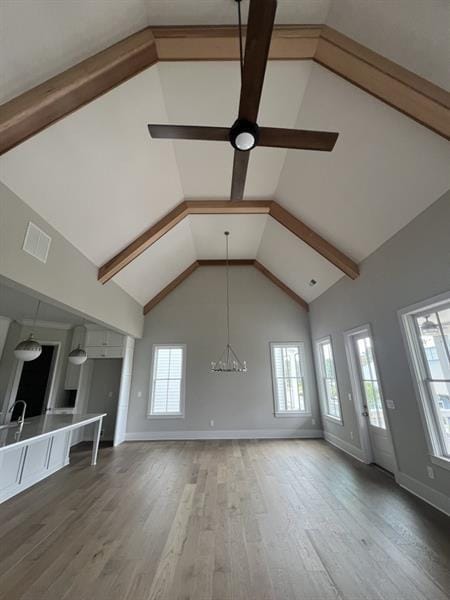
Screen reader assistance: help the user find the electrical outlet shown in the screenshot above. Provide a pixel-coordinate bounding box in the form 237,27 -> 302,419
311,419 -> 316,425
137,391 -> 142,398
386,399 -> 395,410
426,466 -> 434,480
350,431 -> 354,440
210,419 -> 214,427
108,391 -> 113,398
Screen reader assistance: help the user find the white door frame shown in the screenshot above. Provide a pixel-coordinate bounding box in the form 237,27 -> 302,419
344,323 -> 398,474
7,341 -> 62,417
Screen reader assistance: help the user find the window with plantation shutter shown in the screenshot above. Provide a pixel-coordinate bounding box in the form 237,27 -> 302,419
270,343 -> 309,416
149,345 -> 185,417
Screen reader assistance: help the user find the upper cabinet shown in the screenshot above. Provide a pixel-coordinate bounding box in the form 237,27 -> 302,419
85,329 -> 124,359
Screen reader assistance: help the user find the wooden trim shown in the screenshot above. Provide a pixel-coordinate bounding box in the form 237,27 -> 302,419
269,201 -> 359,280
99,199 -> 358,283
1,25 -> 448,154
253,261 -> 309,311
152,25 -> 321,61
143,258 -> 308,314
197,259 -> 255,266
98,201 -> 189,284
316,27 -> 450,139
0,29 -> 158,155
99,200 -> 271,283
143,261 -> 199,314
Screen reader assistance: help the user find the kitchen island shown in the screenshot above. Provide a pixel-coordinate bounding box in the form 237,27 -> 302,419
0,413 -> 105,504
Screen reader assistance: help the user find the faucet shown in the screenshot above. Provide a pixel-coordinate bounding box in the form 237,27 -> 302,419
8,400 -> 27,430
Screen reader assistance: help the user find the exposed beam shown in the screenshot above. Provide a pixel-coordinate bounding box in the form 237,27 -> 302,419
143,261 -> 199,314
253,260 -> 309,311
152,25 -> 321,61
99,200 -> 272,283
99,199 -> 358,283
2,25 -> 448,156
98,201 -> 189,284
0,29 -> 158,155
143,259 -> 309,314
316,27 -> 450,139
197,259 -> 255,266
269,201 -> 359,280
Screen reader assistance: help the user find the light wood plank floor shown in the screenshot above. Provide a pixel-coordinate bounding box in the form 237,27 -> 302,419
0,440 -> 448,600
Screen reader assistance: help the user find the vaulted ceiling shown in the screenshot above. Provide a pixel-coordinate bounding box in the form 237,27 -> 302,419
0,0 -> 449,314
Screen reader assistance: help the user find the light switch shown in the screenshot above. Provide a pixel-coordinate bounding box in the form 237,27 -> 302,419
427,466 -> 434,479
386,399 -> 395,410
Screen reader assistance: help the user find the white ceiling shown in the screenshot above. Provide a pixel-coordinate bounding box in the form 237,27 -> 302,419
0,1 -> 449,310
1,0 -> 448,105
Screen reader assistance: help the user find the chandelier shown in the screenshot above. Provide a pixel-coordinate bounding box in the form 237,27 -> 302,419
211,231 -> 247,373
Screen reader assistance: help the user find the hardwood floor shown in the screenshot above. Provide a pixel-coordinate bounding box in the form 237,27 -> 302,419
0,439 -> 448,600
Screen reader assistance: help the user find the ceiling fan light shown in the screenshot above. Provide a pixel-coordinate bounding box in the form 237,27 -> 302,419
229,119 -> 259,151
68,344 -> 88,365
421,316 -> 439,335
14,334 -> 42,362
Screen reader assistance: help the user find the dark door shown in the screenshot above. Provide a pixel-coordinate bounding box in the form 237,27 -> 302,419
12,345 -> 55,420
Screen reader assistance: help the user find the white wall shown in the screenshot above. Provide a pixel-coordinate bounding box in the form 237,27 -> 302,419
127,266 -> 322,439
0,181 -> 143,338
309,190 -> 450,507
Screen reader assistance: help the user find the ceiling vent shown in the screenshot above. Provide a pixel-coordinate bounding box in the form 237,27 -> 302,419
22,222 -> 51,263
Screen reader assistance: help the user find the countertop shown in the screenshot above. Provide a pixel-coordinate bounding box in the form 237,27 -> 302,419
0,413 -> 106,451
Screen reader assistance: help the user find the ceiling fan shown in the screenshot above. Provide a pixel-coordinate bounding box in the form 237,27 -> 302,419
148,0 -> 339,201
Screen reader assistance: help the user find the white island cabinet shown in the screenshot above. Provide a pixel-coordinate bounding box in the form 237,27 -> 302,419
0,413 -> 105,504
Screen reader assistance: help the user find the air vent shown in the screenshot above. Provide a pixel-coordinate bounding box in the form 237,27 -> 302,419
22,222 -> 51,263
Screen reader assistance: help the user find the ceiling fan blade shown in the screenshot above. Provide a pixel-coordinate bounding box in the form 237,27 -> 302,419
238,0 -> 277,123
259,128 -> 339,151
148,124 -> 229,142
230,150 -> 250,201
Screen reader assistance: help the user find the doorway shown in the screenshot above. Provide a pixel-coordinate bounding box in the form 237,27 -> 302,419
10,343 -> 59,420
344,325 -> 397,473
84,358 -> 122,442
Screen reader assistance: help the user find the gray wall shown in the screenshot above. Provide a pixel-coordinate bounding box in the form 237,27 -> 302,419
309,190 -> 450,499
86,358 -> 122,440
0,181 -> 143,338
127,266 -> 321,438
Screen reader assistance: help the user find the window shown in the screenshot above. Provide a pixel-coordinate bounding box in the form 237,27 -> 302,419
400,294 -> 450,467
270,343 -> 308,416
353,335 -> 385,429
317,337 -> 342,422
149,345 -> 185,417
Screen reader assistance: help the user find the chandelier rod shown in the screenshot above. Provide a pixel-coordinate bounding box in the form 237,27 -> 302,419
225,231 -> 230,348
236,0 -> 244,83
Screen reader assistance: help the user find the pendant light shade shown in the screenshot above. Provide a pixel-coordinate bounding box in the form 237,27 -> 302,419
14,300 -> 42,362
14,333 -> 42,362
68,344 -> 88,365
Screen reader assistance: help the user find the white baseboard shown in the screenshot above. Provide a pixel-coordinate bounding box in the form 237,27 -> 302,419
396,471 -> 450,516
324,431 -> 367,463
125,428 -> 323,441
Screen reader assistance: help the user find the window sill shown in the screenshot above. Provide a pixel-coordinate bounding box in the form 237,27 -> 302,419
147,414 -> 184,420
430,455 -> 450,472
274,412 -> 312,418
324,415 -> 343,426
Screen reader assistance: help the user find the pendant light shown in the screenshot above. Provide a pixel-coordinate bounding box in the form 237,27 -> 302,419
211,231 -> 247,373
14,300 -> 42,362
420,315 -> 439,335
68,344 -> 87,365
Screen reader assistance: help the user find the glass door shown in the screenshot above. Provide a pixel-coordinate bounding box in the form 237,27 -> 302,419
346,327 -> 396,473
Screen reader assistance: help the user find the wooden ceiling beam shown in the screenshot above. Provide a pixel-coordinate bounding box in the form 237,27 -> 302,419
253,260 -> 309,311
269,201 -> 359,280
1,25 -> 448,155
98,200 -> 272,283
143,261 -> 199,314
0,29 -> 158,155
143,258 -> 309,314
98,199 -> 358,283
